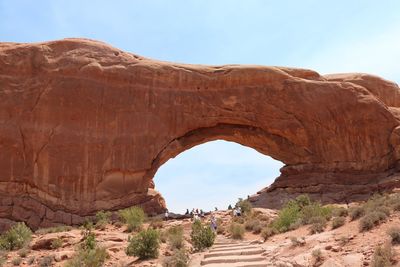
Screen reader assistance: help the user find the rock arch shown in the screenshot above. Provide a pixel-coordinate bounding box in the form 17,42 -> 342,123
1,38 -> 400,229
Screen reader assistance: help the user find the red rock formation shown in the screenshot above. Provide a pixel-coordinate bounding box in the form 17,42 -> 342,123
0,38 -> 400,229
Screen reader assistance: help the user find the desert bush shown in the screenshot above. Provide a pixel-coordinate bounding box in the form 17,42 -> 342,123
216,218 -> 225,234
331,217 -> 346,229
149,218 -> 164,229
17,247 -> 29,257
308,216 -> 327,234
162,248 -> 189,267
119,206 -> 146,232
389,193 -> 400,211
82,220 -> 94,231
300,203 -> 332,224
232,216 -> 245,224
252,223 -> 263,234
81,229 -> 96,251
167,226 -> 184,249
12,257 -> 22,266
244,219 -> 261,232
295,194 -> 312,207
272,201 -> 301,233
95,210 -> 111,230
332,207 -> 348,217
51,238 -> 63,249
387,226 -> 400,244
126,228 -> 159,259
261,227 -> 278,241
159,230 -> 168,243
35,225 -> 72,235
39,255 -> 54,267
359,211 -> 387,232
229,222 -> 245,240
290,236 -> 305,247
311,249 -> 324,266
27,256 -> 35,265
190,221 -> 215,251
0,222 -> 32,251
65,247 -> 108,267
371,242 -> 393,267
236,198 -> 252,214
349,206 -> 365,220
66,226 -> 108,267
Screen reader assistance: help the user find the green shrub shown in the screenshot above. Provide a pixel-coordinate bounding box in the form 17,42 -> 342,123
332,207 -> 348,217
389,193 -> 400,211
162,248 -> 189,267
17,247 -> 29,258
308,216 -> 327,234
36,225 -> 72,235
38,255 -> 54,267
232,216 -> 245,224
272,201 -> 301,232
81,229 -> 96,251
190,221 -> 215,251
349,206 -> 365,220
300,203 -> 332,224
387,226 -> 400,244
159,230 -> 168,243
216,218 -> 225,234
119,206 -> 146,232
311,249 -> 324,265
244,219 -> 261,232
51,238 -> 63,249
371,243 -> 393,267
12,257 -> 22,266
65,247 -> 108,267
66,226 -> 108,267
95,210 -> 111,230
359,211 -> 387,232
236,198 -> 252,215
27,256 -> 35,265
331,217 -> 346,229
167,226 -> 184,249
295,194 -> 312,207
261,227 -> 278,241
0,222 -> 32,250
229,222 -> 245,240
126,228 -> 159,259
149,218 -> 164,229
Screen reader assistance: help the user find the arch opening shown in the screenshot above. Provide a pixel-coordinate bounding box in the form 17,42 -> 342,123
153,140 -> 284,213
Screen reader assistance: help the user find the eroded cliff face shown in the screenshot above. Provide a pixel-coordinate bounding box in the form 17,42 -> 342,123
1,38 -> 400,229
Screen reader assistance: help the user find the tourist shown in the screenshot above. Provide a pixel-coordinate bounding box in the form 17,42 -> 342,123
215,207 -> 218,211
237,207 -> 242,216
200,209 -> 204,217
164,209 -> 169,221
210,214 -> 217,232
185,209 -> 189,215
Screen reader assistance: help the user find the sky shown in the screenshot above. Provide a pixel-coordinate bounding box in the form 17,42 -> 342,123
1,0 -> 400,213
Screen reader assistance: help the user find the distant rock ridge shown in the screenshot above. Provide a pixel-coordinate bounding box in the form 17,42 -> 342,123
1,38 -> 400,229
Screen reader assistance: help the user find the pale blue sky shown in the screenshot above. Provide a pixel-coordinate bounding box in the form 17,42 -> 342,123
1,1 -> 399,212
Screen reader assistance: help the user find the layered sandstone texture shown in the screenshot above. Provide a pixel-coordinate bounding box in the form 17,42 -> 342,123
1,38 -> 400,229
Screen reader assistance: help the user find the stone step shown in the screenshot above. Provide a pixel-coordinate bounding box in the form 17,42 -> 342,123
205,248 -> 265,258
210,245 -> 260,252
201,255 -> 266,265
212,243 -> 251,248
202,261 -> 272,267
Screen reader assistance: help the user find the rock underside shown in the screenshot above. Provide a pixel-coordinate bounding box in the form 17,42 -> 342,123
1,38 -> 400,229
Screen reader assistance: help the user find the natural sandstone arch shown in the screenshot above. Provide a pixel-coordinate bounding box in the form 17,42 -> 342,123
1,38 -> 400,229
